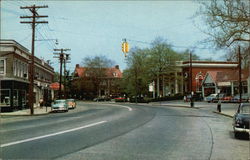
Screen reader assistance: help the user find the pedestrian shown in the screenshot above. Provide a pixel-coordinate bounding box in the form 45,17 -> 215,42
217,99 -> 221,112
183,95 -> 186,102
39,98 -> 43,108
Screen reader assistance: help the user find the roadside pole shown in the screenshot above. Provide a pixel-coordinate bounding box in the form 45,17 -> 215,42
20,5 -> 48,115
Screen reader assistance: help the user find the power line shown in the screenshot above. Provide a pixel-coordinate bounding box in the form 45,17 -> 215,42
125,38 -> 216,50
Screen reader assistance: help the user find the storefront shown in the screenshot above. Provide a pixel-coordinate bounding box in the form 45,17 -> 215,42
0,80 -> 29,111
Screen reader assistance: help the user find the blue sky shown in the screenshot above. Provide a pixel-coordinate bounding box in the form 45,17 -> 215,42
1,0 -> 226,72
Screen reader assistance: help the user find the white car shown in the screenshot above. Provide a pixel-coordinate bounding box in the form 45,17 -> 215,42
204,94 -> 217,103
52,99 -> 69,112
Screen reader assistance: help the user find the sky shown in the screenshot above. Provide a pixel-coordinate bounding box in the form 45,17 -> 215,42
1,0 -> 226,73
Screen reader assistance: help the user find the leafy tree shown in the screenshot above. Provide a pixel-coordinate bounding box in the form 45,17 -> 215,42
123,48 -> 150,100
81,55 -> 115,97
147,38 -> 180,97
179,49 -> 200,61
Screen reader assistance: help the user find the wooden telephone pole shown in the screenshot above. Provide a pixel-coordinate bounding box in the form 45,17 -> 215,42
238,46 -> 242,103
53,49 -> 71,99
20,5 -> 48,115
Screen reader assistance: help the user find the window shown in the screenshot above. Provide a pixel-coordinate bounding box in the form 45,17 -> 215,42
0,89 -> 10,106
113,72 -> 118,77
0,59 -> 5,74
13,60 -> 17,76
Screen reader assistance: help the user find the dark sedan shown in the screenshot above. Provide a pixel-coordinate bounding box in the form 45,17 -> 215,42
233,103 -> 250,138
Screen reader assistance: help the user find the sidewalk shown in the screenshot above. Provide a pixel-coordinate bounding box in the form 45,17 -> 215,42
0,107 -> 51,116
149,100 -> 238,118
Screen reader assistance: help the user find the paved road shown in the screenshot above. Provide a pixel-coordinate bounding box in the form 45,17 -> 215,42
0,102 -> 249,160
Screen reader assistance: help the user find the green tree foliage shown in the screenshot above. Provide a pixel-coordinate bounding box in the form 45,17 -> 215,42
81,55 -> 115,97
122,38 -> 195,98
123,48 -> 150,98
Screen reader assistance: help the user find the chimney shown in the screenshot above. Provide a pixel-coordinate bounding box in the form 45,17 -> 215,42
76,64 -> 80,68
115,65 -> 119,69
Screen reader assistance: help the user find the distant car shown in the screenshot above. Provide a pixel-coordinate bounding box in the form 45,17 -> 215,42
231,94 -> 249,103
52,99 -> 68,112
221,95 -> 233,103
233,103 -> 250,138
212,93 -> 225,103
204,94 -> 217,103
184,94 -> 202,102
67,99 -> 76,109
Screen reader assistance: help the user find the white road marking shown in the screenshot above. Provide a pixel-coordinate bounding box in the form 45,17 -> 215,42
108,104 -> 133,111
0,121 -> 107,148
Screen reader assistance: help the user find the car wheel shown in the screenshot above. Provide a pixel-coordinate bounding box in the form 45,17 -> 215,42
234,132 -> 240,138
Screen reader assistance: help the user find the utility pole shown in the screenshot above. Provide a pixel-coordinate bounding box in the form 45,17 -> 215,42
238,46 -> 242,103
20,5 -> 48,115
53,49 -> 70,99
190,52 -> 194,107
63,54 -> 71,98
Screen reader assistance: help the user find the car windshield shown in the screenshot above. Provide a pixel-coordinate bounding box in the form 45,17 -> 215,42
209,94 -> 217,97
240,104 -> 250,114
54,100 -> 66,104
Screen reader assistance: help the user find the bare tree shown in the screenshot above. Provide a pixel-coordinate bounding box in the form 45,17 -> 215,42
196,0 -> 250,48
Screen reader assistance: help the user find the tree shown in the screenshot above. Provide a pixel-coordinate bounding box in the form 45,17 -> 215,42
179,49 -> 200,61
197,0 -> 250,48
81,55 -> 115,97
147,38 -> 181,97
123,48 -> 150,101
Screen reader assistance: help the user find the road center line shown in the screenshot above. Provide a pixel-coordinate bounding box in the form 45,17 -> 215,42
0,121 -> 107,148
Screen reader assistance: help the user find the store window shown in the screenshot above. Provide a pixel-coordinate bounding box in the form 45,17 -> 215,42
0,59 -> 5,74
0,89 -> 10,106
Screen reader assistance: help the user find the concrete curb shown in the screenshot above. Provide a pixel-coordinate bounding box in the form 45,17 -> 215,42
213,111 -> 233,118
133,103 -> 200,109
0,111 -> 51,116
160,104 -> 200,109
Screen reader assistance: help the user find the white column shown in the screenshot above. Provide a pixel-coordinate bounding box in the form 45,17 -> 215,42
247,77 -> 250,96
162,76 -> 165,96
175,72 -> 178,94
153,81 -> 155,99
202,86 -> 205,98
231,82 -> 234,96
157,76 -> 160,97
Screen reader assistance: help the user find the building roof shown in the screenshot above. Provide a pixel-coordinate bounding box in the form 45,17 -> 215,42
205,69 -> 249,83
181,61 -> 238,68
74,64 -> 122,78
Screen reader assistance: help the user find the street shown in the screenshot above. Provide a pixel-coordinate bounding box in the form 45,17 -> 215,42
0,101 -> 249,160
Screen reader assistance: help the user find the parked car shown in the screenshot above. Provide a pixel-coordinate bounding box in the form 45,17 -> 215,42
231,94 -> 249,103
51,99 -> 69,112
184,93 -> 202,102
204,94 -> 217,103
67,99 -> 76,109
221,95 -> 233,103
212,93 -> 225,103
233,103 -> 250,138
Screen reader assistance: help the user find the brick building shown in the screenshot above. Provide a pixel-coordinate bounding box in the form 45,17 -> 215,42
0,40 -> 54,111
155,61 -> 247,98
202,69 -> 249,97
73,64 -> 122,99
